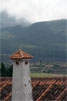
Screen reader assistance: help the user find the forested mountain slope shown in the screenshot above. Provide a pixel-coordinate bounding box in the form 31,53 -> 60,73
0,19 -> 67,62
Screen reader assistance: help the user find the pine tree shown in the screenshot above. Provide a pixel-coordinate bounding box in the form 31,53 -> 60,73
7,65 -> 13,77
1,62 -> 7,77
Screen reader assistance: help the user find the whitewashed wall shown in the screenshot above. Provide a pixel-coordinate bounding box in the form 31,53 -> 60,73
12,60 -> 33,101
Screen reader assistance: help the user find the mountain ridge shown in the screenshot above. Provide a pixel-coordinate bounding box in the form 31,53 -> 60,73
0,19 -> 67,62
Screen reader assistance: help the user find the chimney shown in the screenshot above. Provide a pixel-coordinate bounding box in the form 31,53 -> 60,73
9,49 -> 33,101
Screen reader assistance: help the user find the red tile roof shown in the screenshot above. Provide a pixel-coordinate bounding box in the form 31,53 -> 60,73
0,77 -> 67,101
9,49 -> 33,59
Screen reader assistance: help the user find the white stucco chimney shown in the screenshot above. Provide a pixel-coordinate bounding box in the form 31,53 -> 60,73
9,49 -> 33,101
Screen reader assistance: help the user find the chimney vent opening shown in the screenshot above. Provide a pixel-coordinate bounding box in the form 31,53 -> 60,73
25,61 -> 28,65
16,61 -> 19,65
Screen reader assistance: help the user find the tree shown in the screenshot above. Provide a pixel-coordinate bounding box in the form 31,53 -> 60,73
7,65 -> 13,77
1,62 -> 7,77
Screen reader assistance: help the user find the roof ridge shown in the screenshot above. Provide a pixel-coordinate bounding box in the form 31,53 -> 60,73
5,92 -> 12,101
56,87 -> 67,101
36,80 -> 56,101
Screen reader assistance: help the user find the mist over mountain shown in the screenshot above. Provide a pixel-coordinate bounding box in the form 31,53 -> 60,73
0,11 -> 30,28
0,19 -> 67,62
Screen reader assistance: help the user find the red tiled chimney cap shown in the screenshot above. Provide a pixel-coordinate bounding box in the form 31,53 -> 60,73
9,49 -> 33,59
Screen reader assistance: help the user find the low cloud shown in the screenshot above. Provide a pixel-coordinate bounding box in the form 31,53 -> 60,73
0,0 -> 67,23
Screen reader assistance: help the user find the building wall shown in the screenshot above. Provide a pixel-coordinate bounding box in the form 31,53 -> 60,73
12,60 -> 33,101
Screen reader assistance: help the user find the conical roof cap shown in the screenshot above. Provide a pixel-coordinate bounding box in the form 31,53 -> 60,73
9,49 -> 33,59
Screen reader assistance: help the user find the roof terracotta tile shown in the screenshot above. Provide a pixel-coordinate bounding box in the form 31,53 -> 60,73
9,49 -> 33,59
56,87 -> 67,101
5,92 -> 12,101
0,77 -> 67,101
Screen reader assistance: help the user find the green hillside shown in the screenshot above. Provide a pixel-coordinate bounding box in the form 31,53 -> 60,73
0,19 -> 67,62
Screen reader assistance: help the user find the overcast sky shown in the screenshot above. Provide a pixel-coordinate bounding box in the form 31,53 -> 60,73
0,0 -> 67,23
